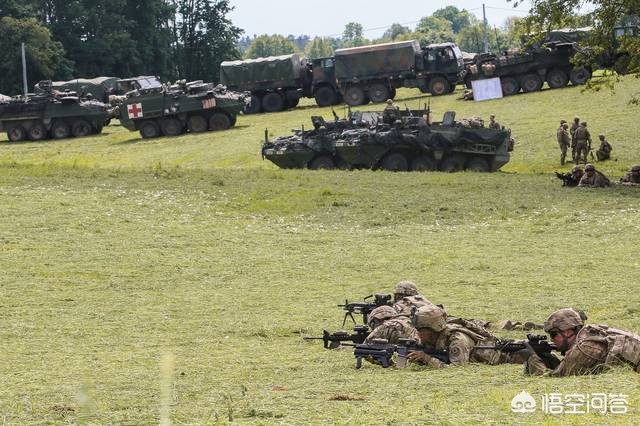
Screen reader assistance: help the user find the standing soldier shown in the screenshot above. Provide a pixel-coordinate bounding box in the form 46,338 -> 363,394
488,114 -> 501,130
524,308 -> 640,376
620,164 -> 640,186
573,121 -> 592,164
570,116 -> 580,162
595,134 -> 612,161
556,122 -> 571,165
382,99 -> 400,124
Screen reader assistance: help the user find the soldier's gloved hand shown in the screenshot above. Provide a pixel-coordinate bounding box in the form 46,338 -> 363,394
407,351 -> 432,364
515,342 -> 535,361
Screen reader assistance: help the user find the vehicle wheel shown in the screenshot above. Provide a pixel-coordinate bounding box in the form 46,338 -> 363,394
367,83 -> 390,103
429,76 -> 451,96
229,114 -> 237,127
410,155 -> 437,172
287,98 -> 300,108
344,86 -> 366,106
7,124 -> 26,142
187,115 -> 208,133
309,155 -> 335,170
51,121 -> 70,139
520,74 -> 543,92
262,92 -> 285,112
380,152 -> 408,172
209,112 -> 231,131
139,120 -> 160,139
440,154 -> 466,172
466,157 -> 490,172
546,69 -> 569,89
160,118 -> 184,136
500,77 -> 520,96
244,95 -> 262,114
570,67 -> 591,85
28,123 -> 47,141
314,86 -> 338,107
71,119 -> 92,137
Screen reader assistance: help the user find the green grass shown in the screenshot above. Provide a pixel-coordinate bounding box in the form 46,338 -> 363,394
1,78 -> 640,424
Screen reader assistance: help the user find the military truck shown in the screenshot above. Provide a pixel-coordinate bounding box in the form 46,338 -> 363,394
220,54 -> 340,113
335,41 -> 465,106
262,109 -> 513,172
117,76 -> 247,139
0,80 -> 111,142
220,41 -> 466,112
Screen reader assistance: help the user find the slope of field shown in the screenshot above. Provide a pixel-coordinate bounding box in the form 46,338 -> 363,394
1,78 -> 639,424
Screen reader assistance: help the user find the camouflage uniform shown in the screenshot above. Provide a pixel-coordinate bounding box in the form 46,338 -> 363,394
526,308 -> 640,376
364,316 -> 419,345
383,99 -> 400,125
556,123 -> 571,165
574,123 -> 592,164
393,294 -> 435,317
578,164 -> 610,187
570,118 -> 580,162
392,280 -> 420,302
595,135 -> 612,161
488,115 -> 501,130
367,305 -> 398,331
409,305 -> 521,368
619,165 -> 640,186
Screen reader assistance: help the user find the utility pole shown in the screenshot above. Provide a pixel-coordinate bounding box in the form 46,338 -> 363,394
21,43 -> 28,99
482,4 -> 490,53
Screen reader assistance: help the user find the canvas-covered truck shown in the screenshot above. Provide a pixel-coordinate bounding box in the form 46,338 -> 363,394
464,42 -> 591,96
117,76 -> 247,139
335,41 -> 465,106
220,54 -> 340,113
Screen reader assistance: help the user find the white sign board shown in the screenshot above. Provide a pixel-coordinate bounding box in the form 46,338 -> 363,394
471,77 -> 503,101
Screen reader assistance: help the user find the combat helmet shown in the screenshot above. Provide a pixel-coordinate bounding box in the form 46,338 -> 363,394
630,165 -> 640,172
571,165 -> 583,173
411,304 -> 447,332
584,163 -> 595,171
543,308 -> 587,333
393,280 -> 419,298
367,305 -> 397,328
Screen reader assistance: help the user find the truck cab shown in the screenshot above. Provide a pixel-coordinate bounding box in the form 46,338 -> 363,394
310,57 -> 341,106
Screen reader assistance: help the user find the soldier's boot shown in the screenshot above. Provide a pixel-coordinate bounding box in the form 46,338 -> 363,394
560,153 -> 566,165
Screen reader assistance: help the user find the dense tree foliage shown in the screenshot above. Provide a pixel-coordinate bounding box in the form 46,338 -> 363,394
342,22 -> 367,47
243,34 -> 296,58
304,37 -> 334,59
0,0 -> 242,95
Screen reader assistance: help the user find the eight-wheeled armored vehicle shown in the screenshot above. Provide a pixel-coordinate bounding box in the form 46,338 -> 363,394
117,76 -> 248,138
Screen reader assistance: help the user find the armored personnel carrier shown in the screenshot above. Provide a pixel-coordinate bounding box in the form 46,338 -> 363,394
262,110 -> 513,172
117,76 -> 248,139
0,80 -> 111,142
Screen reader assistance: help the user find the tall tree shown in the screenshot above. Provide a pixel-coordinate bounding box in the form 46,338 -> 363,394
304,37 -> 334,59
415,16 -> 455,44
0,16 -> 71,95
244,34 -> 295,58
342,22 -> 366,47
433,6 -> 472,34
382,23 -> 410,41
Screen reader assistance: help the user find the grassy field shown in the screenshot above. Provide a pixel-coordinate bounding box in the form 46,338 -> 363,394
1,78 -> 640,425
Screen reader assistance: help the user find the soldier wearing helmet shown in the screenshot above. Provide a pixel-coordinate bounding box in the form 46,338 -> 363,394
383,98 -> 400,124
620,164 -> 640,186
570,116 -> 580,162
573,121 -> 592,164
366,305 -> 397,331
578,163 -> 610,187
556,122 -> 571,165
406,305 -> 522,368
488,114 -> 501,130
363,314 -> 419,345
525,308 -> 640,376
595,134 -> 612,162
392,280 -> 420,302
393,294 -> 435,317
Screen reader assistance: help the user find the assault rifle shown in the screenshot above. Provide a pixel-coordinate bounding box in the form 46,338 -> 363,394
338,293 -> 393,327
349,338 -> 449,369
475,333 -> 561,369
303,325 -> 370,349
555,171 -> 580,187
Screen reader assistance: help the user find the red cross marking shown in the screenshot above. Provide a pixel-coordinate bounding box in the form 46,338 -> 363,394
127,103 -> 143,119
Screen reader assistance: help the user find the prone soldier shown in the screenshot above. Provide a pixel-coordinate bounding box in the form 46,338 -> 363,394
524,308 -> 640,376
620,164 -> 640,186
555,165 -> 584,187
578,163 -> 610,187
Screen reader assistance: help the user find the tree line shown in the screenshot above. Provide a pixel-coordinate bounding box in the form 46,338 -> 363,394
0,0 -> 241,95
